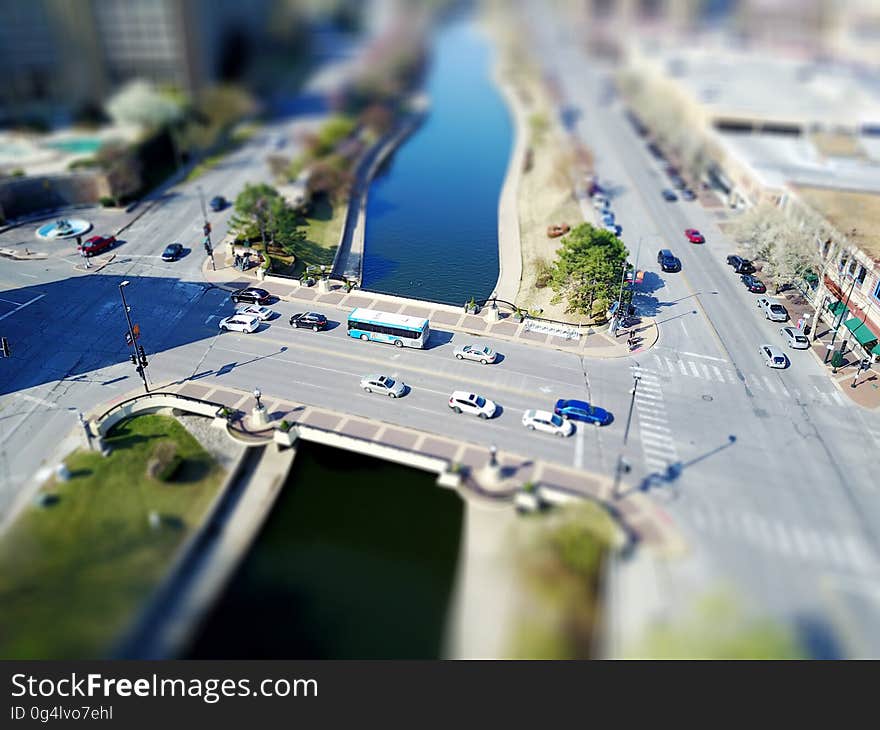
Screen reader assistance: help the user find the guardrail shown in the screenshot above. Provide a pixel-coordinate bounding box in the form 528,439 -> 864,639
95,391 -> 228,436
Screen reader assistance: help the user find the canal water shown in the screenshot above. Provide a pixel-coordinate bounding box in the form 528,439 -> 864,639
186,443 -> 464,659
361,17 -> 512,306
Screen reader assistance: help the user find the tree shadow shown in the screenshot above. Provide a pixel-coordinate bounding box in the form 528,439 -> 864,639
173,458 -> 212,484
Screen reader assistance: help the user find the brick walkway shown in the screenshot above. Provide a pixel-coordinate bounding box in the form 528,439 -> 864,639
204,259 -> 659,359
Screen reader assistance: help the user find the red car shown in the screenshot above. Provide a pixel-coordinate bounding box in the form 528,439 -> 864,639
78,235 -> 116,256
685,228 -> 704,244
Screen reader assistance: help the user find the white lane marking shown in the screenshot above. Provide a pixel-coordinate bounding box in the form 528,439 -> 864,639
699,363 -> 711,379
17,393 -> 58,409
635,391 -> 661,401
830,391 -> 845,406
653,355 -> 666,372
679,351 -> 729,363
665,357 -> 678,373
18,273 -> 38,279
711,365 -> 725,382
762,376 -> 777,394
677,360 -> 688,376
641,445 -> 675,458
0,293 -> 46,322
204,315 -> 217,325
637,383 -> 662,393
688,361 -> 701,377
639,421 -> 671,432
634,404 -> 666,415
680,320 -> 689,337
574,422 -> 585,469
777,379 -> 790,397
640,434 -> 676,449
0,297 -> 23,306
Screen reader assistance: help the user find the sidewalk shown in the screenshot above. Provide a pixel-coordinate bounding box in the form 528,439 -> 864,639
204,258 -> 658,359
771,288 -> 880,411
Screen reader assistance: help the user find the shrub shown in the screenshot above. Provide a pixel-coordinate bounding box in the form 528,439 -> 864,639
99,196 -> 116,207
146,440 -> 181,482
535,258 -> 553,288
10,168 -> 26,178
278,420 -> 292,432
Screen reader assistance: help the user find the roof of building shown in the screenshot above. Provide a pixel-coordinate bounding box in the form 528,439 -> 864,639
791,184 -> 880,262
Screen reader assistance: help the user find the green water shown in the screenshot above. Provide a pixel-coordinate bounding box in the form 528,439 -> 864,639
186,443 -> 464,658
43,138 -> 104,154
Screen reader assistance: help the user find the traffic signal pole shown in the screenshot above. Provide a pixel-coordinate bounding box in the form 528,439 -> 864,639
119,281 -> 149,393
199,185 -> 215,270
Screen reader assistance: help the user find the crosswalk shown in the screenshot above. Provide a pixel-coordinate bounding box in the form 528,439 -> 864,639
630,365 -> 679,474
685,502 -> 877,575
649,353 -> 846,407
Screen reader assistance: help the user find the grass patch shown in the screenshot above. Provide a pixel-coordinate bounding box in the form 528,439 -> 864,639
285,194 -> 344,277
810,132 -> 865,159
0,414 -> 224,659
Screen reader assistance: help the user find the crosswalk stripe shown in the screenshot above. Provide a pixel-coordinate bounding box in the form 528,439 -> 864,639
773,522 -> 795,556
842,536 -> 873,572
711,365 -> 725,382
777,379 -> 791,397
635,391 -> 661,401
688,361 -> 701,377
700,363 -> 712,379
726,370 -> 739,384
635,404 -> 666,414
678,360 -> 688,376
640,433 -> 676,447
830,390 -> 845,406
822,534 -> 848,566
762,376 -> 777,394
642,445 -> 675,458
640,422 -> 671,432
789,527 -> 814,560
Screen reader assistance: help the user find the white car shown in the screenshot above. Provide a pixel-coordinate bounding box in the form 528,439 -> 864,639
453,344 -> 497,364
756,297 -> 789,322
592,194 -> 610,210
759,344 -> 788,369
522,409 -> 575,437
235,304 -> 275,321
448,391 -> 497,419
360,374 -> 406,398
218,314 -> 260,333
779,326 -> 810,349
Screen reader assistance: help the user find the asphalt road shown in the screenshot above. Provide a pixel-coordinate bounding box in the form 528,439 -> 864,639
528,3 -> 880,656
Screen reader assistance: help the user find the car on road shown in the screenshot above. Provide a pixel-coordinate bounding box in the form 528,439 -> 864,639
726,254 -> 755,274
759,344 -> 788,369
218,314 -> 260,333
647,141 -> 665,159
209,196 -> 226,211
741,274 -> 767,293
601,210 -> 615,226
231,287 -> 272,305
360,374 -> 406,398
657,249 -> 682,272
779,326 -> 810,349
78,235 -> 116,256
592,194 -> 610,210
661,189 -> 678,202
684,228 -> 704,244
235,304 -> 275,321
522,409 -> 575,437
603,222 -> 621,236
453,344 -> 497,364
289,311 -> 328,331
756,297 -> 788,321
680,188 -> 697,201
448,391 -> 497,419
161,242 -> 183,261
554,398 -> 613,426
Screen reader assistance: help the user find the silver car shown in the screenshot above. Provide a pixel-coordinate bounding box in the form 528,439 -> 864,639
453,344 -> 497,364
360,374 -> 406,398
756,297 -> 788,322
759,344 -> 788,369
522,409 -> 575,437
779,326 -> 810,349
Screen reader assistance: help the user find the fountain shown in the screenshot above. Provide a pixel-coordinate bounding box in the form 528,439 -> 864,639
35,217 -> 92,240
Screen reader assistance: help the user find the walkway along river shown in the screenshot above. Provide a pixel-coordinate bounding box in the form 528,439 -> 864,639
361,16 -> 513,306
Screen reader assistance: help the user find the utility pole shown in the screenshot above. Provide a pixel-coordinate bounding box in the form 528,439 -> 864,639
119,281 -> 149,393
829,272 -> 857,351
198,185 -> 215,271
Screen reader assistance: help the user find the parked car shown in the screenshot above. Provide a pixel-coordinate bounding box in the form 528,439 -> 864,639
592,194 -> 610,210
684,228 -> 704,244
661,189 -> 678,202
522,409 -> 574,437
209,196 -> 226,211
603,222 -> 622,236
218,314 -> 260,333
779,326 -> 810,349
289,311 -> 328,331
741,274 -> 767,293
554,398 -> 613,426
602,211 -> 615,226
726,255 -> 755,274
161,242 -> 183,261
231,287 -> 271,305
448,391 -> 497,419
759,344 -> 788,369
680,188 -> 697,201
756,297 -> 788,322
235,304 -> 275,321
78,235 -> 116,256
360,374 -> 406,398
657,249 -> 682,272
671,175 -> 688,190
453,344 -> 497,364
647,141 -> 665,159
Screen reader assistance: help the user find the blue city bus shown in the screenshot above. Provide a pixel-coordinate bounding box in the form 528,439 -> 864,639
347,308 -> 430,348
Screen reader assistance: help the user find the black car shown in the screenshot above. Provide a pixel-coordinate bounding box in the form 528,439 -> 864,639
657,249 -> 681,272
231,287 -> 271,305
209,196 -> 226,212
161,242 -> 183,261
741,274 -> 766,293
727,254 -> 756,274
661,189 -> 678,202
647,142 -> 665,160
671,176 -> 688,190
680,188 -> 697,201
289,312 -> 328,331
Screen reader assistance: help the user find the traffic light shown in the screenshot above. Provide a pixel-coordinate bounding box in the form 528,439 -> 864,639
203,222 -> 211,236
129,353 -> 137,365
1,337 -> 10,358
203,237 -> 212,254
138,345 -> 148,367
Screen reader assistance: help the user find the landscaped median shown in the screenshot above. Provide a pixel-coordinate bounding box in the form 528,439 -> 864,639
0,414 -> 224,659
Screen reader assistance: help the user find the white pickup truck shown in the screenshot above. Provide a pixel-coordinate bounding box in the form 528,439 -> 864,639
756,297 -> 789,322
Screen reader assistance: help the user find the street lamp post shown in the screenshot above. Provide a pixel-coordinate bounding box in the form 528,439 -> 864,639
612,372 -> 641,499
119,281 -> 148,393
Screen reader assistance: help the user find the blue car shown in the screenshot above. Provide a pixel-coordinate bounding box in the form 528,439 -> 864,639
602,211 -> 615,225
554,398 -> 613,426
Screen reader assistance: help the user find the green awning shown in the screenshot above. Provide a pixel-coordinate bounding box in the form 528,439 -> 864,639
843,317 -> 879,346
828,300 -> 848,317
873,342 -> 880,356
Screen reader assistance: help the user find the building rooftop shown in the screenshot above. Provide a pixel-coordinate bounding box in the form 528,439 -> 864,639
792,184 -> 880,263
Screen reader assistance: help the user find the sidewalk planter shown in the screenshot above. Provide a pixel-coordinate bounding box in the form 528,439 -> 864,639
464,299 -> 480,315
514,489 -> 541,513
273,427 -> 298,448
436,469 -> 462,489
512,310 -> 525,323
